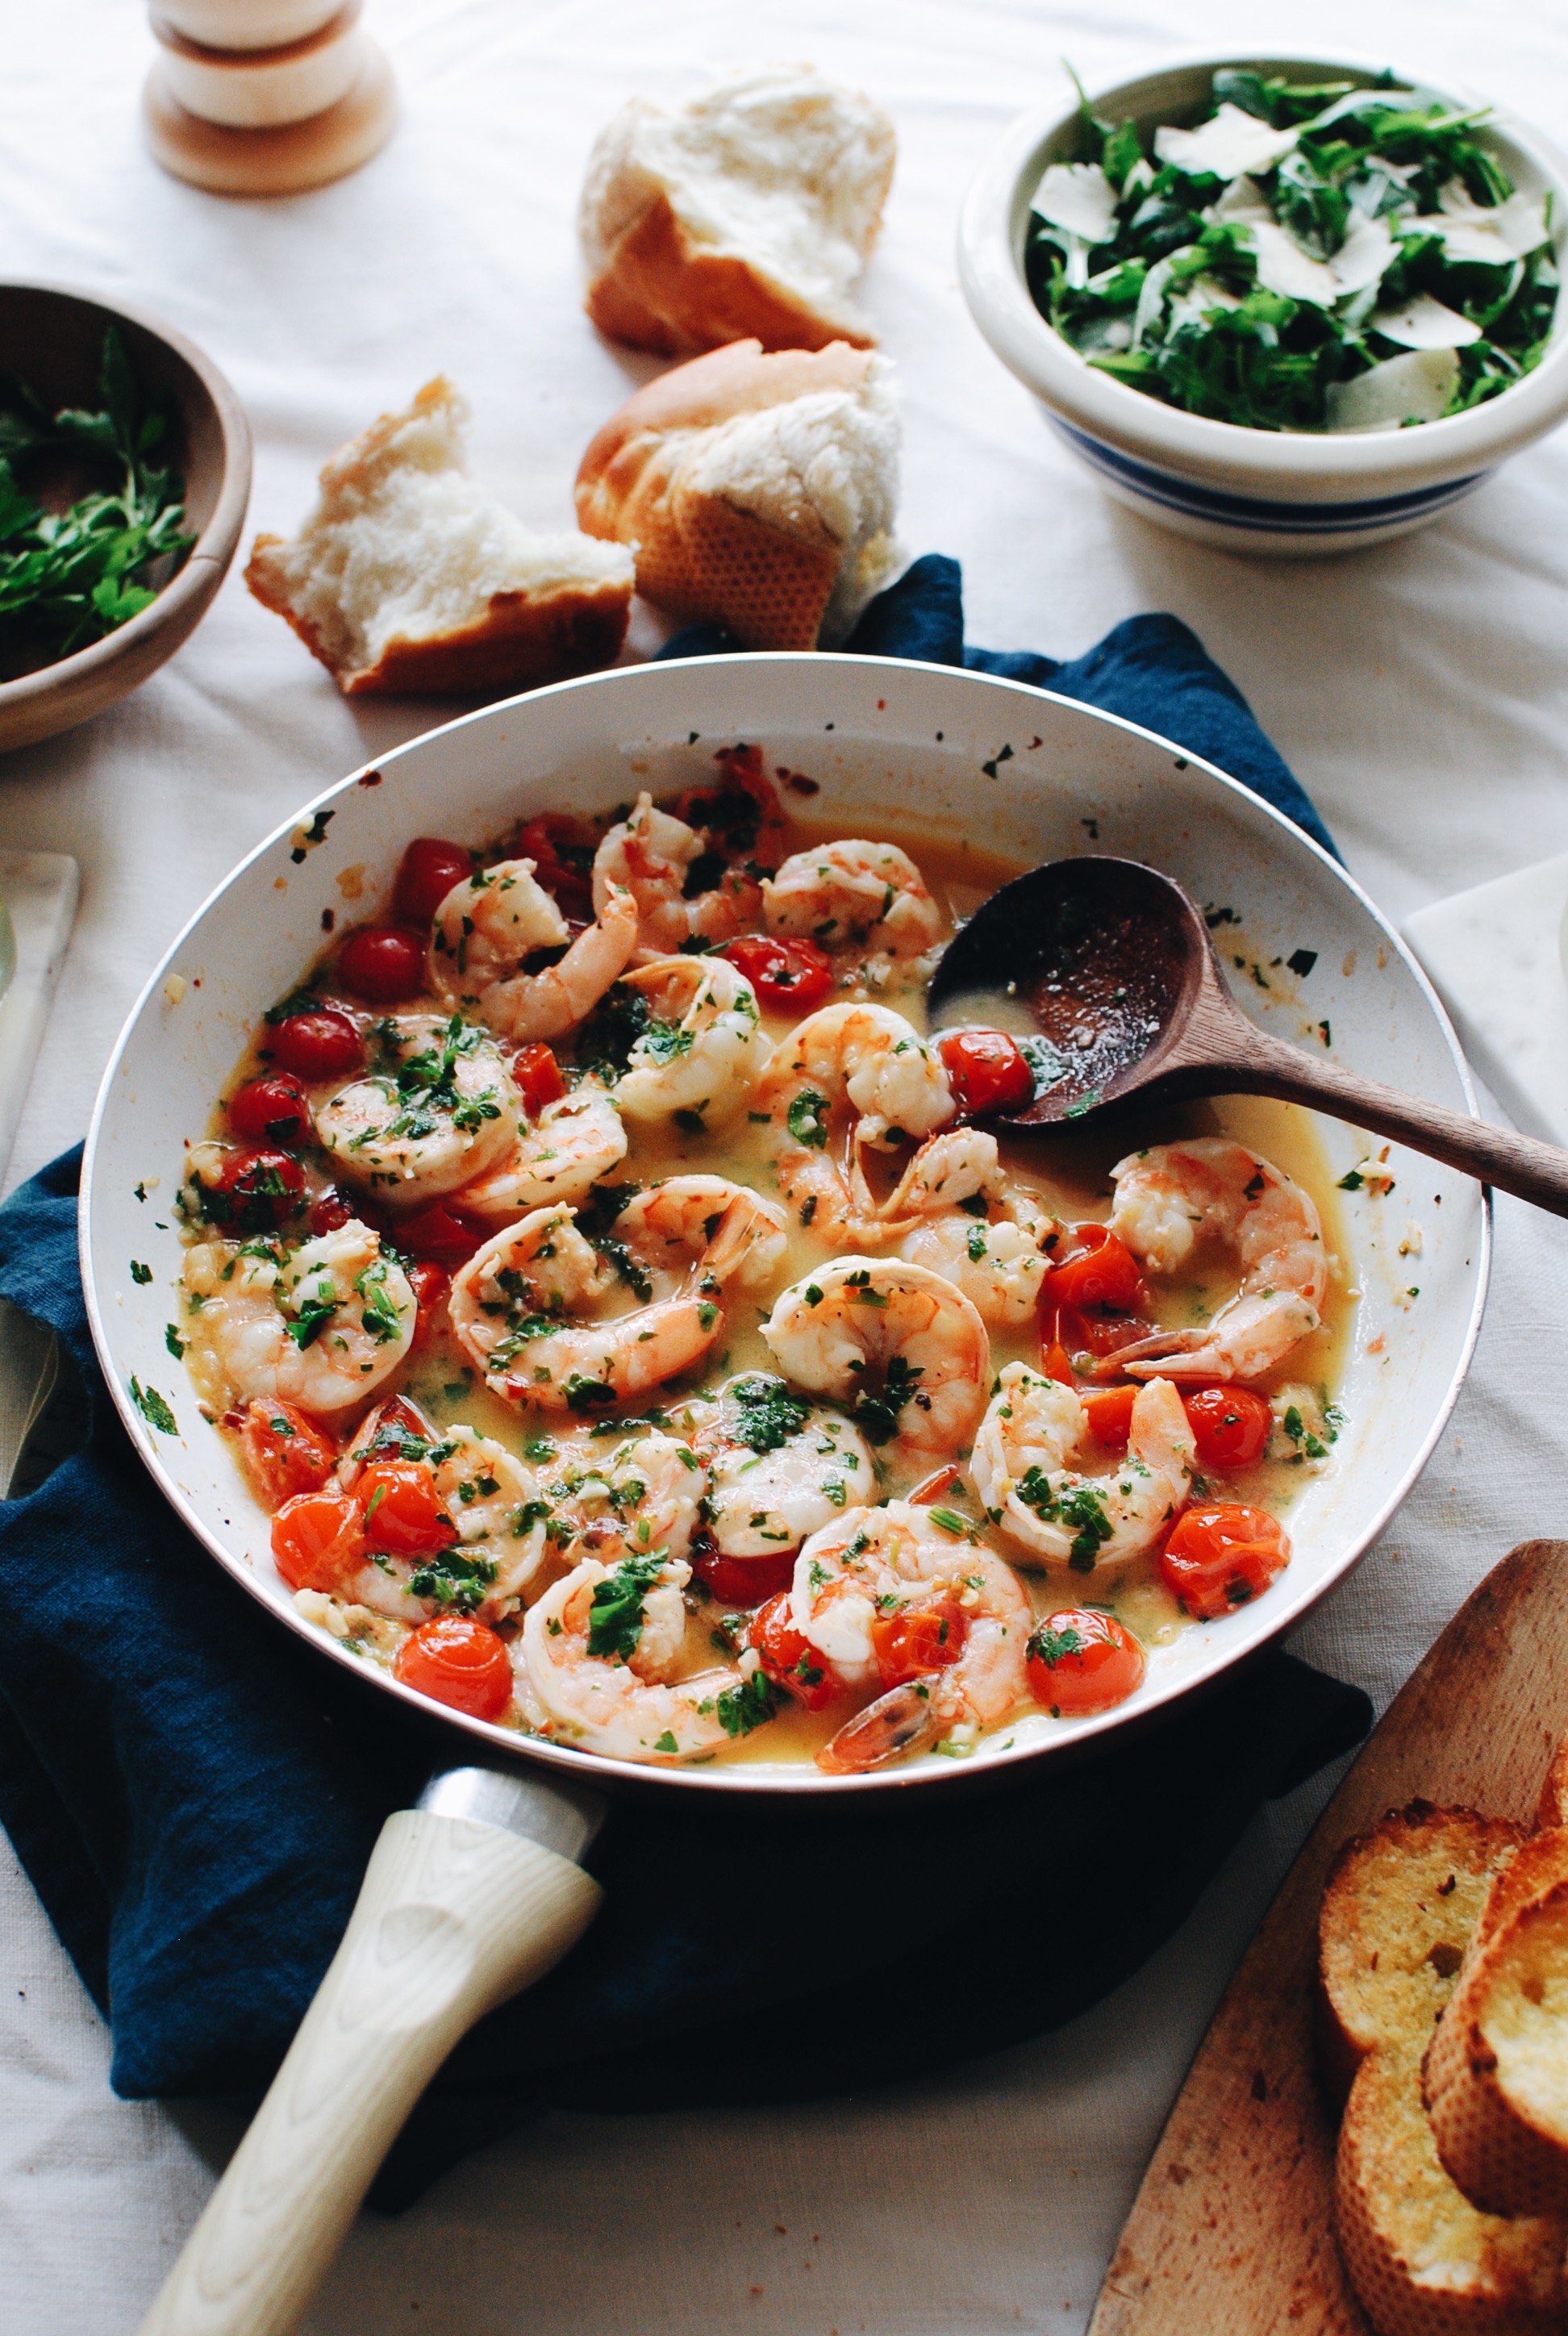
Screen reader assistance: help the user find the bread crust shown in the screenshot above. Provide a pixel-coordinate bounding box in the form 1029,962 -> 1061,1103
585,189 -> 874,357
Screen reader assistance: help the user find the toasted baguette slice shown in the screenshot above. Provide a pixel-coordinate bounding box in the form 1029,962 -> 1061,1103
247,378 -> 634,695
1426,1833 -> 1568,2217
1318,1801 -> 1566,2334
575,339 -> 902,651
580,63 -> 895,356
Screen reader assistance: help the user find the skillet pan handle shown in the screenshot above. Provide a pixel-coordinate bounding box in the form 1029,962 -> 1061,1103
138,1770 -> 604,2336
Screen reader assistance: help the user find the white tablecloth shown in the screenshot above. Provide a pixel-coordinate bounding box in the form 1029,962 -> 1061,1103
5,3 -> 1568,2329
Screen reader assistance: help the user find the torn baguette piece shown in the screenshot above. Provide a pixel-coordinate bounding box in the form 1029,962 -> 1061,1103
580,62 -> 895,356
575,339 -> 902,652
246,378 -> 635,695
1318,1800 -> 1567,2334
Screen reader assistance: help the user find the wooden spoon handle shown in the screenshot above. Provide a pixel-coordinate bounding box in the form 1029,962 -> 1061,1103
137,1808 -> 602,2336
1236,1029 -> 1568,1216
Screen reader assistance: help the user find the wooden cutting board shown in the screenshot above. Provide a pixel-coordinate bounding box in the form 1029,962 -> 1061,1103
1088,1538 -> 1568,2335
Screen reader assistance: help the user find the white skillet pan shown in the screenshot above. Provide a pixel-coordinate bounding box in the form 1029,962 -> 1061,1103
81,655 -> 1486,2334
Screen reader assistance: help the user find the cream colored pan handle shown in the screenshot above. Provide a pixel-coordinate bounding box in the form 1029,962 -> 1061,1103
139,1771 -> 604,2336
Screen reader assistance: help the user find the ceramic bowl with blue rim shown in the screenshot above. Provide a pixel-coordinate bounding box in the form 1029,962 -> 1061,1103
957,54 -> 1568,557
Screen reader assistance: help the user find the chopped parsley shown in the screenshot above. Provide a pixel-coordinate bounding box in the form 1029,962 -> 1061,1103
728,1373 -> 811,1453
585,1552 -> 666,1661
129,1377 -> 177,1434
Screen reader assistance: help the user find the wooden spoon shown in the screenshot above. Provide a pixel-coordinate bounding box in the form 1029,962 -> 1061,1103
926,856 -> 1568,1216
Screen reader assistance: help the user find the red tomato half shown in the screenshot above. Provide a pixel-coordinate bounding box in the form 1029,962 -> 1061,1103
228,1074 -> 311,1147
240,1400 -> 336,1508
269,1010 -> 362,1082
307,1187 -> 355,1237
357,1462 -> 454,1558
394,1617 -> 513,1720
406,1262 -> 450,1355
1080,1384 -> 1137,1450
692,1545 -> 798,1607
1045,1224 -> 1146,1316
720,934 -> 835,1014
873,1598 -> 967,1689
518,815 -> 596,916
751,1591 -> 839,1709
1183,1387 -> 1274,1473
271,1490 -> 364,1593
1160,1504 -> 1291,1621
394,837 -> 473,926
337,927 -> 426,1003
1027,1608 -> 1146,1716
198,1146 -> 306,1232
395,1199 -> 489,1266
936,1028 -> 1036,1118
509,1041 -> 565,1118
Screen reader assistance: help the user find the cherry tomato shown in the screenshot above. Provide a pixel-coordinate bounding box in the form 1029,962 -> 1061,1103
751,1590 -> 839,1710
936,1028 -> 1036,1118
394,836 -> 473,926
1045,1224 -> 1146,1316
1160,1504 -> 1291,1621
675,745 -> 790,870
197,1146 -> 305,1232
509,1041 -> 565,1118
1027,1608 -> 1146,1716
720,934 -> 835,1014
873,1598 -> 967,1689
337,926 -> 426,1003
518,815 -> 596,916
405,1261 -> 450,1355
394,1616 -> 513,1720
692,1545 -> 798,1607
1183,1387 -> 1274,1473
907,1462 -> 962,1506
227,1073 -> 311,1147
269,1009 -> 362,1082
238,1400 -> 336,1508
357,1462 -> 454,1558
1081,1384 -> 1137,1450
271,1489 -> 364,1593
307,1187 -> 355,1237
395,1198 -> 489,1266
1040,1336 -> 1076,1387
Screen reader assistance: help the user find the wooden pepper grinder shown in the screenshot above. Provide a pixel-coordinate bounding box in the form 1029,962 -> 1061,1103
144,0 -> 397,197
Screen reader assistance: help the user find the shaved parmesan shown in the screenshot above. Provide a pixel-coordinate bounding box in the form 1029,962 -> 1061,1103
1331,212 -> 1395,295
1132,257 -> 1175,348
1407,215 -> 1517,267
1166,276 -> 1243,334
1245,220 -> 1341,303
1212,173 -> 1272,225
1435,181 -> 1550,258
1325,347 -> 1460,432
1031,161 -> 1120,244
1154,103 -> 1299,184
1374,293 -> 1483,349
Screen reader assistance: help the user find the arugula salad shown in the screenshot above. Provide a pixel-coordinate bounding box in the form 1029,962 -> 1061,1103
1025,69 -> 1559,432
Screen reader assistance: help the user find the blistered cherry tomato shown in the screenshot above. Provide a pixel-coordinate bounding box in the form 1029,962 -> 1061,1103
357,1462 -> 454,1558
692,1545 -> 798,1607
751,1590 -> 839,1710
1160,1504 -> 1291,1621
271,1489 -> 364,1593
1045,1224 -> 1146,1316
720,934 -> 835,1014
394,1616 -> 513,1720
405,1261 -> 450,1354
1027,1608 -> 1146,1716
1183,1387 -> 1274,1473
269,1009 -> 362,1082
1080,1384 -> 1137,1450
240,1400 -> 336,1508
873,1598 -> 967,1689
337,927 -> 426,1003
228,1073 -> 311,1147
307,1187 -> 355,1237
936,1028 -> 1036,1118
509,1041 -> 565,1118
518,815 -> 596,916
198,1146 -> 306,1232
394,837 -> 473,926
395,1198 -> 488,1266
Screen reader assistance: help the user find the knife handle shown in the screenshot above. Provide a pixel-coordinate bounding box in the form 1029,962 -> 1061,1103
137,1807 -> 602,2336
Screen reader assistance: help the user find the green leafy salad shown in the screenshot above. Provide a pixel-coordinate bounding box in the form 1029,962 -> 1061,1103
1025,69 -> 1560,432
0,328 -> 194,675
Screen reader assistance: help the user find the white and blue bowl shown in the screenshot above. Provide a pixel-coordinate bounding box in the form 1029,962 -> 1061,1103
957,53 -> 1568,557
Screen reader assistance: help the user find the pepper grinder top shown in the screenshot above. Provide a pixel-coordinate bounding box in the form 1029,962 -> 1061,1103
143,0 -> 397,196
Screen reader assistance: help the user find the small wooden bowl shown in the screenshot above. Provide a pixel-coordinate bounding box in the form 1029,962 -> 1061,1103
0,282 -> 251,753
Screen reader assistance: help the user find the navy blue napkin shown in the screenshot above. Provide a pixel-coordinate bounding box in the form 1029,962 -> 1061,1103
0,569 -> 1360,2209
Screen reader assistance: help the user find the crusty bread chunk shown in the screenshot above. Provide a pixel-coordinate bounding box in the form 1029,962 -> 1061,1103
575,339 -> 902,652
1426,1832 -> 1568,2217
246,378 -> 635,696
580,63 -> 895,356
1318,1800 -> 1566,2334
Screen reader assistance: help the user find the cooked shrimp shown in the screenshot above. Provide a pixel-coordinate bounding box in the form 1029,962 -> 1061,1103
522,1551 -> 756,1763
750,1003 -> 954,1246
1099,1140 -> 1328,1383
694,1374 -> 876,1556
786,1502 -> 1031,1773
448,1179 -> 788,1414
592,792 -> 759,954
761,1254 -> 989,1458
340,1424 -> 556,1627
613,955 -> 771,1126
544,1429 -> 709,1569
455,1087 -> 627,1220
890,1129 -> 1057,1327
429,858 -> 638,1040
763,840 -> 943,966
314,1016 -> 519,1204
969,1363 -> 1193,1571
182,1221 -> 415,1415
